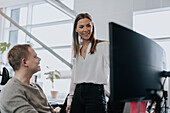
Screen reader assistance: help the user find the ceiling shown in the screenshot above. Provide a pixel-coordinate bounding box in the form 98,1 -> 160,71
0,0 -> 42,8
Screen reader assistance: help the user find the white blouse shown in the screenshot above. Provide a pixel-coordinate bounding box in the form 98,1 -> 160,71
67,41 -> 110,105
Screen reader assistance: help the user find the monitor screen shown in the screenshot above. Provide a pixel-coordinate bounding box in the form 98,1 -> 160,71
109,22 -> 166,102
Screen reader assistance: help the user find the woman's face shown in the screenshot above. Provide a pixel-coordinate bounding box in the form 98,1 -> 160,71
76,18 -> 92,40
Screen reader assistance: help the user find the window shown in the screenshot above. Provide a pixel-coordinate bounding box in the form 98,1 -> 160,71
32,3 -> 71,24
1,0 -> 74,97
133,8 -> 170,38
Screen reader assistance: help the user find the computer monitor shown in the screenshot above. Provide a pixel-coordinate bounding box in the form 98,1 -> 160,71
109,22 -> 166,102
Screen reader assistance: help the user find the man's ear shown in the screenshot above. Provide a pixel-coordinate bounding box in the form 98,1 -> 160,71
21,58 -> 28,66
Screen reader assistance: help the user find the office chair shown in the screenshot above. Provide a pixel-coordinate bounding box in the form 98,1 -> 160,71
0,67 -> 10,85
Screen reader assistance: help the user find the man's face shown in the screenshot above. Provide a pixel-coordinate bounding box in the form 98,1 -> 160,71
26,47 -> 41,74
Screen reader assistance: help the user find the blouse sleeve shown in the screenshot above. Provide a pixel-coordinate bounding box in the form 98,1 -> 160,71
67,58 -> 76,105
103,42 -> 110,96
104,42 -> 110,68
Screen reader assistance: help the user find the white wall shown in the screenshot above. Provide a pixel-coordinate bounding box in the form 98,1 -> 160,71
74,0 -> 133,41
1,0 -> 170,41
74,0 -> 170,41
134,0 -> 170,12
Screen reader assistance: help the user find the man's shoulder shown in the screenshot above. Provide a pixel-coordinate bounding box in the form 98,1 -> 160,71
0,78 -> 22,98
0,79 -> 13,103
1,78 -> 14,90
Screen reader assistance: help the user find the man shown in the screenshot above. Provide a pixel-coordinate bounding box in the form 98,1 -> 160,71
0,44 -> 56,113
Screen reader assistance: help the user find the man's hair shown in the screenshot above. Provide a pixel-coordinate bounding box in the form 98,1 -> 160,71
8,44 -> 31,71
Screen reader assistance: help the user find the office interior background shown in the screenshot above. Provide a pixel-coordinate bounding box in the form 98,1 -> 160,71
0,0 -> 170,112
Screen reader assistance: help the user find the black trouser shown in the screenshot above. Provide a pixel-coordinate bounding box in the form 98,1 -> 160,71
70,83 -> 107,113
107,100 -> 125,113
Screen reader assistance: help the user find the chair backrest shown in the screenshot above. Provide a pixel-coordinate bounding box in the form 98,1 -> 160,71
0,67 -> 10,85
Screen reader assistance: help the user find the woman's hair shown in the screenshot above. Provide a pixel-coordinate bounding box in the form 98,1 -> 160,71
73,13 -> 103,58
8,44 -> 31,71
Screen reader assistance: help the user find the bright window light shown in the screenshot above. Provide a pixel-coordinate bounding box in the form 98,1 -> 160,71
31,23 -> 73,48
32,3 -> 71,24
134,9 -> 170,38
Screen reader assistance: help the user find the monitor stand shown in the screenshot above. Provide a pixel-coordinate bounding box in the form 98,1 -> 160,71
147,71 -> 170,113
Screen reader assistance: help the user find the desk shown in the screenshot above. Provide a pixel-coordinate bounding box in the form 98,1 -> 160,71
48,93 -> 68,113
48,92 -> 68,106
48,98 -> 65,106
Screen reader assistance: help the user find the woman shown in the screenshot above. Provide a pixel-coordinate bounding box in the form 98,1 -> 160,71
66,13 -> 109,113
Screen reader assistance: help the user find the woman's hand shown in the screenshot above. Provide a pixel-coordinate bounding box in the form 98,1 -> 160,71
66,105 -> 71,113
